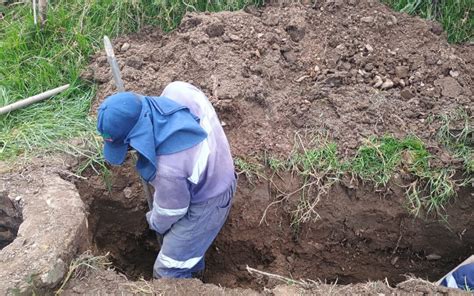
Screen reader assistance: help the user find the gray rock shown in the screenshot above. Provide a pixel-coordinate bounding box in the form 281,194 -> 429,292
40,258 -> 66,287
361,16 -> 374,23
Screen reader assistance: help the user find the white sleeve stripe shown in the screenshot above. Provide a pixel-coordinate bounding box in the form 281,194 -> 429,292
445,274 -> 458,288
154,205 -> 188,216
157,252 -> 202,269
188,139 -> 210,184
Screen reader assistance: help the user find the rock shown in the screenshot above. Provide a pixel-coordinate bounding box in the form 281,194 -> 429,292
40,258 -> 66,287
205,23 -> 225,38
387,15 -> 398,26
120,42 -> 130,52
282,50 -> 297,63
395,66 -> 409,78
263,15 -> 280,26
364,63 -> 374,71
286,256 -> 294,264
365,44 -> 374,52
400,89 -> 415,100
228,34 -> 240,41
449,70 -> 459,77
123,187 -> 133,199
373,75 -> 383,88
426,254 -> 442,261
72,286 -> 86,294
430,23 -> 443,35
381,79 -> 394,90
391,256 -> 399,266
342,62 -> 352,71
361,16 -> 374,23
125,56 -> 143,70
434,77 -> 463,98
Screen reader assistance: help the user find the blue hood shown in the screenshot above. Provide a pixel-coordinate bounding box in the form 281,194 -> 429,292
126,95 -> 207,181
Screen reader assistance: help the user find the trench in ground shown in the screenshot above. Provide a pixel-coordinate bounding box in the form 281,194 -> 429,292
0,192 -> 22,250
74,164 -> 474,289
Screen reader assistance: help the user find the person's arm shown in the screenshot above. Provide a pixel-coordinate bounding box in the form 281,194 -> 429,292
146,175 -> 190,235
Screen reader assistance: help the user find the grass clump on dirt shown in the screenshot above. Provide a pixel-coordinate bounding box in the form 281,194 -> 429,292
260,133 -> 471,226
382,0 -> 473,43
0,0 -> 260,163
436,110 -> 473,176
351,136 -> 459,217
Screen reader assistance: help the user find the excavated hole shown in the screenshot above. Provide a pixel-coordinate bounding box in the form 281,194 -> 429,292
74,164 -> 474,289
0,191 -> 22,250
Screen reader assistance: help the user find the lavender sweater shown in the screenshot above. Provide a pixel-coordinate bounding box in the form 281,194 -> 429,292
146,82 -> 235,234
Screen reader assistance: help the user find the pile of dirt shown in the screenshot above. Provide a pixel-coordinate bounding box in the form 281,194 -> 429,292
84,0 -> 473,162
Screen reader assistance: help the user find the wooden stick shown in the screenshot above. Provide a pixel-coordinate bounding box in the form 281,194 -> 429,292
0,84 -> 69,115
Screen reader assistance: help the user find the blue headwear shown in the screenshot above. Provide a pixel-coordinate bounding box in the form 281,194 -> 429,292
97,92 -> 207,181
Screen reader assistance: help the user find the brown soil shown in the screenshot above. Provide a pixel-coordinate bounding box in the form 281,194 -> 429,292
73,159 -> 474,290
84,0 -> 473,161
76,0 -> 474,294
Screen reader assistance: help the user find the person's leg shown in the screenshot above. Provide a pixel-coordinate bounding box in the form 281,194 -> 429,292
153,180 -> 236,278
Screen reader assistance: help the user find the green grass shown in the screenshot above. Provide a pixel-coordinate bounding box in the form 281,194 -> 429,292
258,134 -> 470,224
0,0 -> 260,163
352,136 -> 461,217
382,0 -> 473,43
436,109 -> 473,176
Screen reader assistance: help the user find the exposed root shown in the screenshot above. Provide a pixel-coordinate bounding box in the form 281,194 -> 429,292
246,265 -> 319,289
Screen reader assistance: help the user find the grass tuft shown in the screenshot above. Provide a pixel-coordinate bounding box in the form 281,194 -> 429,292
55,251 -> 111,295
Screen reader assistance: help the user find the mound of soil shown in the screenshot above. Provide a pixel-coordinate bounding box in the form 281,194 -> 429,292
85,0 -> 473,161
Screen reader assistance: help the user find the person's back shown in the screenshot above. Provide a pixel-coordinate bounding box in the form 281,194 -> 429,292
154,81 -> 235,203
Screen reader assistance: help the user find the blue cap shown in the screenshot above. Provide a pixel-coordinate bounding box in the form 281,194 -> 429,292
97,92 -> 142,165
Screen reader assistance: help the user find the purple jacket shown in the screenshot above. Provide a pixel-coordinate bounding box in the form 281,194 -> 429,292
146,82 -> 235,234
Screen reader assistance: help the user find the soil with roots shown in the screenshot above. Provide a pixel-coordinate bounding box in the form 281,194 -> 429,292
70,0 -> 474,294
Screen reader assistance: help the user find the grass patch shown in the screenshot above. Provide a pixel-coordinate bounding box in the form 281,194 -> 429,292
0,0 -> 261,164
382,0 -> 473,43
436,109 -> 473,176
352,136 -> 460,217
257,133 -> 470,225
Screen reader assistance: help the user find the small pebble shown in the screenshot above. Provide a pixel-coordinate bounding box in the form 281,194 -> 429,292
361,16 -> 374,23
365,44 -> 374,52
426,254 -> 442,261
373,75 -> 383,88
381,79 -> 394,90
449,70 -> 459,77
121,42 -> 130,52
